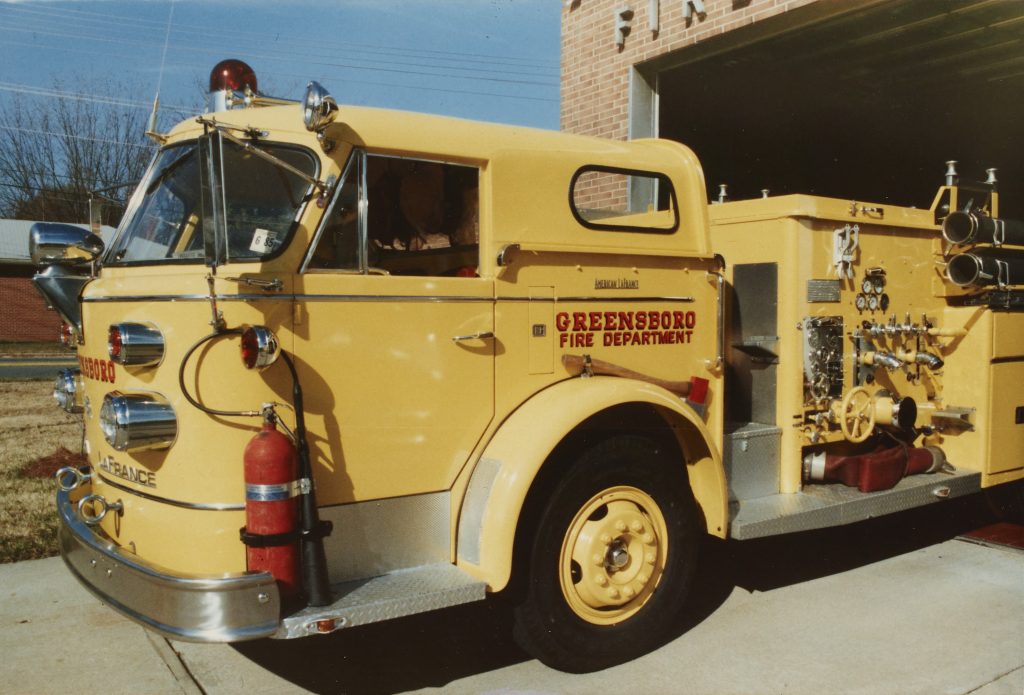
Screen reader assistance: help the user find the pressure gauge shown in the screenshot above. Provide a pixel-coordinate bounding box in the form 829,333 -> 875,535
861,278 -> 874,294
879,293 -> 890,312
855,294 -> 867,311
867,294 -> 879,311
872,276 -> 885,293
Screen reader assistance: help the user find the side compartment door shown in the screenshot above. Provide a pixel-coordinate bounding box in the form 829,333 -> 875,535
294,150 -> 494,504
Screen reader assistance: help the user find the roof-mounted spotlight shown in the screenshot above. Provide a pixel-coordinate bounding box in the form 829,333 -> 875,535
303,81 -> 338,151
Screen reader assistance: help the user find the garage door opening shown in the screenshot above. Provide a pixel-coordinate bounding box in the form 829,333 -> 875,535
652,0 -> 1024,218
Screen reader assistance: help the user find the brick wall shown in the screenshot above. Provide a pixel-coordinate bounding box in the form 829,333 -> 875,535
562,0 -> 817,139
0,275 -> 61,342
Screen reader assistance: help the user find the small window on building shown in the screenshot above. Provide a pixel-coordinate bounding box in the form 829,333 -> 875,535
305,152 -> 480,277
570,165 -> 678,233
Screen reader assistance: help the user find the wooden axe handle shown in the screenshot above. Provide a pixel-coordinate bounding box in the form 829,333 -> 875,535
561,354 -> 692,397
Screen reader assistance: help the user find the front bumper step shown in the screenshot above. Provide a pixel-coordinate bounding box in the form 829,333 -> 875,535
275,564 -> 486,639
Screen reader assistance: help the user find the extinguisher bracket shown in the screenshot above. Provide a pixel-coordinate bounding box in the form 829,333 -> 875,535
303,519 -> 334,540
239,526 -> 303,548
238,520 -> 332,547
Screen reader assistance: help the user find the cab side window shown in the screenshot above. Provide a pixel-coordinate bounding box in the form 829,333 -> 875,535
306,151 -> 480,276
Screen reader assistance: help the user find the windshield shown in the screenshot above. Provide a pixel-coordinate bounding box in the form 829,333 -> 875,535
109,139 -> 318,265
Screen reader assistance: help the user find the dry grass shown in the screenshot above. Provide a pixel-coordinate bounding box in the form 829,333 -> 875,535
0,341 -> 67,356
0,380 -> 82,563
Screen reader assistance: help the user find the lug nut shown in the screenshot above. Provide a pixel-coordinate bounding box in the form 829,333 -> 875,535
645,551 -> 656,564
643,533 -> 655,545
607,588 -> 620,599
600,534 -> 612,544
630,520 -> 644,532
592,553 -> 604,566
637,573 -> 649,585
615,520 -> 627,532
623,586 -> 635,598
595,574 -> 608,587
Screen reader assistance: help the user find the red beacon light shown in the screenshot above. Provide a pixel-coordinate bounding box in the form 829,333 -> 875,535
209,59 -> 258,111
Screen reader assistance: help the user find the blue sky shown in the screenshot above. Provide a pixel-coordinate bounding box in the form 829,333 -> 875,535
0,0 -> 561,130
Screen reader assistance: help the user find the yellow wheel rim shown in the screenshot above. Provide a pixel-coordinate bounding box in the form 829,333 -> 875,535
558,485 -> 668,625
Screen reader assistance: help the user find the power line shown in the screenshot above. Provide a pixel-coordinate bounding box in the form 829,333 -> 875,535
0,59 -> 556,109
0,2 -> 557,70
0,81 -> 195,113
1,23 -> 559,88
0,124 -> 155,150
1,10 -> 559,79
0,181 -> 99,206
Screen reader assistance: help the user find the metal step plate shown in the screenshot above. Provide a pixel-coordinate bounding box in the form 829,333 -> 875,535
729,469 -> 982,540
274,563 -> 486,639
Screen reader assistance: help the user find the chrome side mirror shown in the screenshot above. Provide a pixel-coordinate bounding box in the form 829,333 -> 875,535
29,223 -> 104,266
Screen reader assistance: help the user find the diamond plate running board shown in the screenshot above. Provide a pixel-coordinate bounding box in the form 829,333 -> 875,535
729,469 -> 982,540
273,563 -> 486,638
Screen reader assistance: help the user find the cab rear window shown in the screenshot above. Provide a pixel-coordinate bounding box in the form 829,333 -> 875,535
570,165 -> 678,233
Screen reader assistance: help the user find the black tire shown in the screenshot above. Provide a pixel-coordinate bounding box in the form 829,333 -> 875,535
985,480 -> 1024,524
512,434 -> 699,672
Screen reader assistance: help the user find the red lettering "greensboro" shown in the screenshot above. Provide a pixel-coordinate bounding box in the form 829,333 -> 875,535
78,355 -> 117,383
555,310 -> 697,332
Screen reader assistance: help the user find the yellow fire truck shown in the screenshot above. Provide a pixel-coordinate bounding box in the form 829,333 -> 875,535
35,61 -> 1023,672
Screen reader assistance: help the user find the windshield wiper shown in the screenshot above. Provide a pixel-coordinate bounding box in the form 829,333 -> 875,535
196,116 -> 327,194
146,148 -> 195,195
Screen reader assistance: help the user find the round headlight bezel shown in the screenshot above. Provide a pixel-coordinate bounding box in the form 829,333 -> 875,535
99,391 -> 177,453
303,81 -> 338,132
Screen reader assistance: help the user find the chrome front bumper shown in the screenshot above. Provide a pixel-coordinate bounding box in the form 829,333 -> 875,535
57,483 -> 280,642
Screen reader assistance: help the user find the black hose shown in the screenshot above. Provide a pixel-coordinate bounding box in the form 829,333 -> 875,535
177,328 -> 257,417
280,352 -> 333,607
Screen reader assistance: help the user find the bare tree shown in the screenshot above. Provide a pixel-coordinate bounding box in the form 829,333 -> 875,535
0,80 -> 156,225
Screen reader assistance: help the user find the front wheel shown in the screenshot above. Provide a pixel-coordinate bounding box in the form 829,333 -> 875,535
512,435 -> 700,672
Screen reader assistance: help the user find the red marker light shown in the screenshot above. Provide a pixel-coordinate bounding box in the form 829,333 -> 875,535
209,59 -> 258,93
108,325 -> 123,360
240,328 -> 259,370
60,322 -> 73,347
240,326 -> 280,371
688,376 -> 709,404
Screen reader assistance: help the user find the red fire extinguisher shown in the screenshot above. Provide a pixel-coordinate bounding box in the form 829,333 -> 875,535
241,420 -> 301,600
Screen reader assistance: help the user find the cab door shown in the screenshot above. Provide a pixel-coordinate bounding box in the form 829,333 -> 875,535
294,150 -> 494,504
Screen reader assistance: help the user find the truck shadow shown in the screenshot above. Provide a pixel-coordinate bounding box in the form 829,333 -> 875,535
233,598 -> 528,695
235,496 -> 997,694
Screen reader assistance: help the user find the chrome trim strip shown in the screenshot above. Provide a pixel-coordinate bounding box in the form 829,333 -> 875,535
96,472 -> 244,511
83,293 -> 695,304
57,484 -> 279,642
83,294 -> 273,303
549,296 -> 695,303
299,294 -> 492,303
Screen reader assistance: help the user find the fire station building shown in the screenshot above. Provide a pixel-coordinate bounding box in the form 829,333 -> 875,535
561,0 -> 1023,216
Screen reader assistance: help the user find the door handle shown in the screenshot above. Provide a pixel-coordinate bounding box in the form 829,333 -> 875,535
452,331 -> 495,343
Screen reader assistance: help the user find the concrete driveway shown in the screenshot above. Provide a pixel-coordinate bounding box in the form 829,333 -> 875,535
2,497 -> 1021,695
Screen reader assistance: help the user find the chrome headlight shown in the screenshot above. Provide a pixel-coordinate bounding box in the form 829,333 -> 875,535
99,391 -> 177,452
108,322 -> 164,366
53,368 -> 83,413
303,81 -> 338,132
